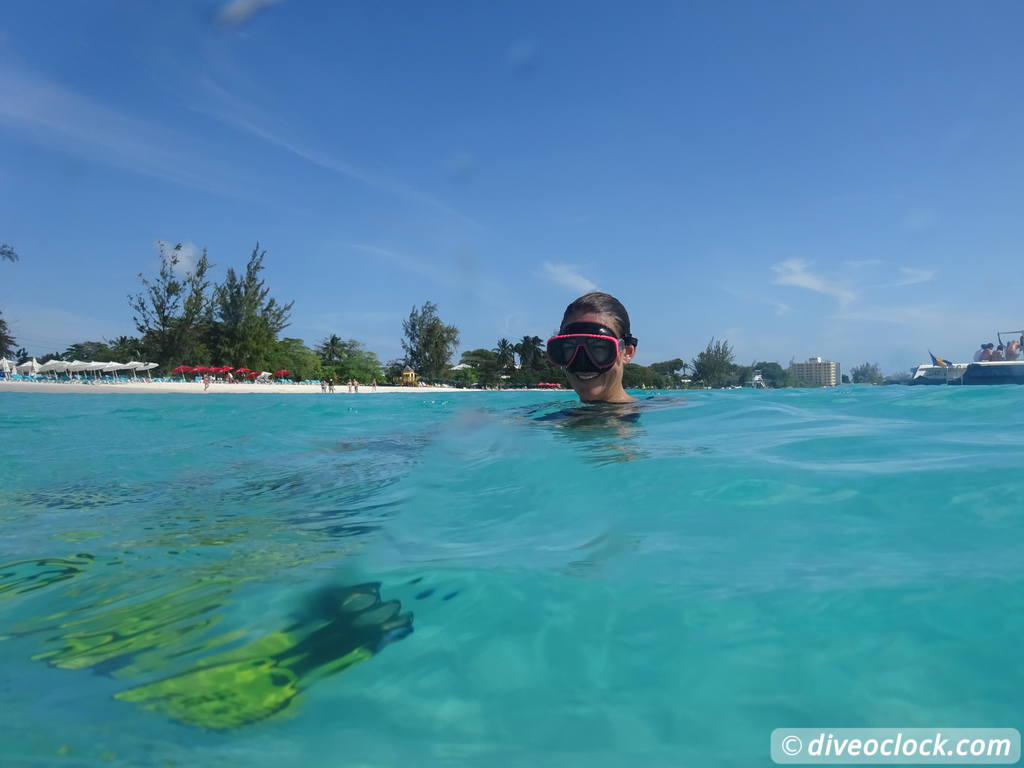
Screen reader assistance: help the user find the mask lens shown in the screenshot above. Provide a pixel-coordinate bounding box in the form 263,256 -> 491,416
548,338 -> 575,366
547,333 -> 621,369
547,338 -> 577,366
584,338 -> 617,366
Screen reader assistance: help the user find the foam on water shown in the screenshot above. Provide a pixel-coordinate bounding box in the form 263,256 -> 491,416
1,387 -> 1022,766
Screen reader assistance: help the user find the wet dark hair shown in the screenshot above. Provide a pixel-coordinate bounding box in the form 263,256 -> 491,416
560,292 -> 632,338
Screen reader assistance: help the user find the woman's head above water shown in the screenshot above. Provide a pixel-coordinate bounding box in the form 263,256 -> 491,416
549,291 -> 637,403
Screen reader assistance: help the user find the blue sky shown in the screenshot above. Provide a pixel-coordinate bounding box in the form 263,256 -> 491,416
2,0 -> 1022,373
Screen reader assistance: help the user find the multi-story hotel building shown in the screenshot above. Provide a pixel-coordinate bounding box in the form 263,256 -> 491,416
789,357 -> 840,387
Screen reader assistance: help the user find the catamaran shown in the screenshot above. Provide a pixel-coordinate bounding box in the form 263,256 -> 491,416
910,329 -> 1024,385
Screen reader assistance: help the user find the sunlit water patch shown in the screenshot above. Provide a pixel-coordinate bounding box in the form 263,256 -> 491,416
1,388 -> 1022,767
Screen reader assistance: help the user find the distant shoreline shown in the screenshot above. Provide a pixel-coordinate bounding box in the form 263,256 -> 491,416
0,381 -> 564,395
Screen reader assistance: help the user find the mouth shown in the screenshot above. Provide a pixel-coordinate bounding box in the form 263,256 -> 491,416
573,371 -> 601,381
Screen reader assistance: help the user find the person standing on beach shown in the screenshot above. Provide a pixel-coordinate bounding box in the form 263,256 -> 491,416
353,379 -> 359,393
547,291 -> 637,404
202,374 -> 211,392
371,378 -> 377,392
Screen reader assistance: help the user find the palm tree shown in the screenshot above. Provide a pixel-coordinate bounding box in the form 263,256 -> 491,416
515,335 -> 544,369
108,335 -> 142,361
493,338 -> 515,372
0,310 -> 15,358
1,245 -> 18,358
316,334 -> 345,364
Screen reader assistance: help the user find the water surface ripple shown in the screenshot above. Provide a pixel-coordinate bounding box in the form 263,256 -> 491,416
1,387 -> 1022,767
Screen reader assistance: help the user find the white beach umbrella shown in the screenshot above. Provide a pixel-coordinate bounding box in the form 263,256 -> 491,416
102,361 -> 133,381
137,362 -> 158,380
39,359 -> 69,380
1,357 -> 16,375
16,358 -> 41,375
66,360 -> 89,379
124,361 -> 144,380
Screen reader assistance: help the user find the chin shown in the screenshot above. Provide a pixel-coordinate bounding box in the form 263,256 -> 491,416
570,373 -> 610,398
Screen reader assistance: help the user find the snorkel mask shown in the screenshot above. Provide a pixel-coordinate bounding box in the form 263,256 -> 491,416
546,322 -> 638,374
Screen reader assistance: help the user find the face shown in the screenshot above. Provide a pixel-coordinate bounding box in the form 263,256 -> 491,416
560,311 -> 635,401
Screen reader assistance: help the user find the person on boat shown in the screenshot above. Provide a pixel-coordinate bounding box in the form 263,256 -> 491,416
993,344 -> 1006,361
1006,340 -> 1021,361
547,291 -> 638,403
973,343 -> 987,362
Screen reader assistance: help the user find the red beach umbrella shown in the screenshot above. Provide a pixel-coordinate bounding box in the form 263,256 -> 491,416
274,369 -> 291,378
171,365 -> 194,382
246,371 -> 260,379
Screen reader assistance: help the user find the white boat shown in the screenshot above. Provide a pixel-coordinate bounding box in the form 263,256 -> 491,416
910,329 -> 1024,385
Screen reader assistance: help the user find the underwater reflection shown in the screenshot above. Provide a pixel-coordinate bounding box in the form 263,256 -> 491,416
115,582 -> 412,730
528,401 -> 649,463
1,554 -> 414,730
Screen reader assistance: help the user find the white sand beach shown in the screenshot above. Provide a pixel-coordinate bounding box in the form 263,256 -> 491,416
0,380 -> 561,395
3,381 -> 459,395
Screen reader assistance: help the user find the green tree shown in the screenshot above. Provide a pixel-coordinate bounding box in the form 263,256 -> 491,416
691,338 -> 737,388
460,348 -> 500,386
493,338 -> 515,373
449,367 -> 478,387
130,242 -> 213,368
1,245 -> 19,358
751,361 -> 787,388
332,341 -> 383,383
648,358 -> 690,387
268,338 -> 321,381
213,244 -> 293,369
314,335 -> 380,382
850,362 -> 884,385
63,341 -> 114,361
107,335 -> 144,361
0,310 -> 16,358
514,335 -> 544,370
315,334 -> 346,364
649,358 -> 685,377
384,359 -> 406,384
400,302 -> 460,378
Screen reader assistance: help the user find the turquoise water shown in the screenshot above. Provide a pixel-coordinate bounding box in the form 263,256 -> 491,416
1,387 -> 1022,767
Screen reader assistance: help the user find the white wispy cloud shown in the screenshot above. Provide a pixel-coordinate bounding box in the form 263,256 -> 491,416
888,267 -> 935,287
903,207 -> 937,231
771,259 -> 856,306
4,303 -> 126,353
830,303 -> 944,326
0,65 -> 259,203
195,78 -> 481,229
541,262 -> 598,294
217,0 -> 285,27
154,240 -> 202,277
343,243 -> 439,281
